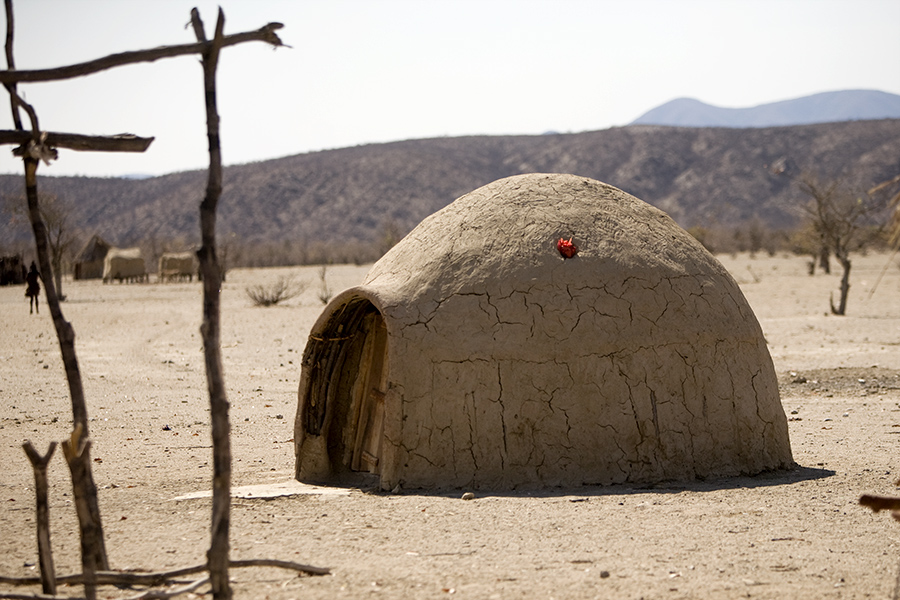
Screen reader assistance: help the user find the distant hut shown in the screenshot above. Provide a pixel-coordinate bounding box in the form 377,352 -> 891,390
0,254 -> 25,285
73,235 -> 111,280
102,247 -> 147,283
294,173 -> 793,491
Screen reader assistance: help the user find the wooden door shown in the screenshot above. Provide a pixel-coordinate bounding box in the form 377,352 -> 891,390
350,312 -> 388,473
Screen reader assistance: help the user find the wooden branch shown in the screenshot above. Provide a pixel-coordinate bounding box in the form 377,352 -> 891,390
0,593 -> 83,600
0,23 -> 284,85
869,174 -> 900,195
230,559 -> 330,576
0,131 -> 154,152
121,577 -> 208,600
0,559 -> 330,588
3,0 -> 23,131
22,441 -> 58,596
8,86 -> 39,137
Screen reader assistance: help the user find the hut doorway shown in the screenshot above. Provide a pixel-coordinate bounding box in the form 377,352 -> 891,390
349,311 -> 387,473
298,297 -> 389,481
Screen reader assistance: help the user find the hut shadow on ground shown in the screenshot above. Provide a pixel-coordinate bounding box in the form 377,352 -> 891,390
365,464 -> 836,500
172,466 -> 834,502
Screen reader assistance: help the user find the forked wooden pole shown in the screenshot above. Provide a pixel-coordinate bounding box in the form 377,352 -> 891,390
21,441 -> 57,595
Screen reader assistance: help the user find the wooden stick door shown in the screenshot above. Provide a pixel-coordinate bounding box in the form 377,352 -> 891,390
350,313 -> 388,473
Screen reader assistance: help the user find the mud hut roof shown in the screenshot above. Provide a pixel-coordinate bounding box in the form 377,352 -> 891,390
75,234 -> 111,262
294,173 -> 793,491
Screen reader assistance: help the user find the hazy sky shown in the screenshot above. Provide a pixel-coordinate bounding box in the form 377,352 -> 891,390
0,0 -> 898,178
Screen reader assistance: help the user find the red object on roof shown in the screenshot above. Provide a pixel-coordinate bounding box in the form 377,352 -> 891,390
557,237 -> 578,258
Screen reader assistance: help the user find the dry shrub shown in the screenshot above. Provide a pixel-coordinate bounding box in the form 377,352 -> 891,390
245,275 -> 306,307
316,265 -> 332,305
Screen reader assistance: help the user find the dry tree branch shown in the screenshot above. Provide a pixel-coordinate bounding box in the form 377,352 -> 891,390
869,174 -> 900,196
0,559 -> 330,589
0,131 -> 153,153
0,592 -> 83,600
120,577 -> 209,600
3,0 -> 21,130
0,580 -> 212,600
6,85 -> 37,135
0,23 -> 284,84
0,560 -> 329,600
229,558 -> 330,575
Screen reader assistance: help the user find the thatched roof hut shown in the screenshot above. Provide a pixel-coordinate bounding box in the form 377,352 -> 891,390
294,173 -> 793,491
73,234 -> 111,280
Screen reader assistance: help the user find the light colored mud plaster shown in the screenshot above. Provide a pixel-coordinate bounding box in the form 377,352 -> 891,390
296,173 -> 793,490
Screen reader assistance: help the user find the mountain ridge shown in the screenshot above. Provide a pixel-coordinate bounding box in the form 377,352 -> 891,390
631,90 -> 900,128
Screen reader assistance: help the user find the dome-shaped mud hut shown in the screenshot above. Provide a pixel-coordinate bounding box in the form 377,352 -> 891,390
294,173 -> 793,490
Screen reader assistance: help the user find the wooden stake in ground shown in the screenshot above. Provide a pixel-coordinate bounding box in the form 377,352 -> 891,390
61,425 -> 103,600
191,8 -> 232,600
21,440 -> 57,596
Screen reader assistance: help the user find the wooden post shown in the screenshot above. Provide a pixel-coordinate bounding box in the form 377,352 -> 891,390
22,440 -> 57,596
61,425 -> 104,600
20,97 -> 111,584
191,8 -> 232,600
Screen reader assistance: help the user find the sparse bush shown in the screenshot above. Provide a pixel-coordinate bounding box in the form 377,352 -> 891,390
245,275 -> 306,307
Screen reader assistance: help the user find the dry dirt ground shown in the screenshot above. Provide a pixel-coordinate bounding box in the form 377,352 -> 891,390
1,252 -> 900,599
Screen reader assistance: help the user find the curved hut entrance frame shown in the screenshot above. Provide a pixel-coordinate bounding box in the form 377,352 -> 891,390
302,297 -> 388,481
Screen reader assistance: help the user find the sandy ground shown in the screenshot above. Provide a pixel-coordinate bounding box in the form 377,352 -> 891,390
1,252 -> 900,599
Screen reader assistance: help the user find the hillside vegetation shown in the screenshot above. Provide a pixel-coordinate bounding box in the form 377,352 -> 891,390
1,119 -> 898,262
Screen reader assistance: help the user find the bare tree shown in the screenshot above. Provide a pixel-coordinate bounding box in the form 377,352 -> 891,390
797,172 -> 886,315
3,191 -> 76,298
39,193 -> 75,299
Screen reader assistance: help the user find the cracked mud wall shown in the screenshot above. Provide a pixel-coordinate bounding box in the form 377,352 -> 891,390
296,173 -> 793,491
